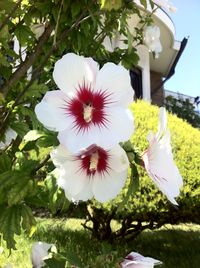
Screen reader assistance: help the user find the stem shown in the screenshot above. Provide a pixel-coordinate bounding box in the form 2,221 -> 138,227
0,0 -> 23,32
32,154 -> 50,175
53,0 -> 64,46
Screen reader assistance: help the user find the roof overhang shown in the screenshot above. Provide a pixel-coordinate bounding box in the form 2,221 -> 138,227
134,0 -> 181,77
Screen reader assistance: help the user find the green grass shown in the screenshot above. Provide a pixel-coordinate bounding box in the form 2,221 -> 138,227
0,219 -> 199,268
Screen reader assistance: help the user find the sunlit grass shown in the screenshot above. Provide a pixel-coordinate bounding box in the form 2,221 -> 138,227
0,219 -> 199,268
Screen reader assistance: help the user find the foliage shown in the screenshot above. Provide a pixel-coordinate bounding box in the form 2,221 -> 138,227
0,0 -> 156,251
84,101 -> 200,240
165,95 -> 200,128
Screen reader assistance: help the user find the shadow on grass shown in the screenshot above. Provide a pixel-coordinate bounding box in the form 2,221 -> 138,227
32,220 -> 200,268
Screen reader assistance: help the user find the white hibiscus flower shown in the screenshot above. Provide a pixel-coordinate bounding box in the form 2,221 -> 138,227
35,53 -> 134,153
142,107 -> 183,205
50,143 -> 129,203
144,26 -> 162,59
120,251 -> 162,268
31,242 -> 55,268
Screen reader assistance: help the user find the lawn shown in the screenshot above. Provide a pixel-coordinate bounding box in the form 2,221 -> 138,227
0,218 -> 199,268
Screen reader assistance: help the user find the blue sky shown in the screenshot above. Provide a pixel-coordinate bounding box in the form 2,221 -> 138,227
164,0 -> 200,97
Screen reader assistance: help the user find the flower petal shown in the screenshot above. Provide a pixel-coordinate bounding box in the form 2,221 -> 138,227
157,107 -> 167,138
58,160 -> 89,196
53,53 -> 97,94
58,124 -> 100,154
63,180 -> 93,202
92,169 -> 127,202
50,144 -> 70,167
95,62 -> 134,107
98,107 -> 134,149
35,90 -> 73,131
108,144 -> 129,173
143,132 -> 183,205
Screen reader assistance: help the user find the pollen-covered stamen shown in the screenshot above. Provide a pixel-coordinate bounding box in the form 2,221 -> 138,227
83,103 -> 93,123
78,146 -> 110,176
89,151 -> 99,172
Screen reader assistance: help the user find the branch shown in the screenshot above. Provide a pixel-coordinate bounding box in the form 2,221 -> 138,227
0,23 -> 54,98
32,154 -> 50,175
0,0 -> 23,32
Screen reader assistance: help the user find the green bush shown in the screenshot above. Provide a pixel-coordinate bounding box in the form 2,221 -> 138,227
85,101 -> 200,240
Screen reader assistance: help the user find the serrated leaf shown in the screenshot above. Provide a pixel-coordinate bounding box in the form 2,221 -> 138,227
10,121 -> 29,138
21,204 -> 36,233
0,170 -> 20,196
7,177 -> 34,206
0,204 -> 36,250
0,205 -> 21,249
0,152 -> 12,173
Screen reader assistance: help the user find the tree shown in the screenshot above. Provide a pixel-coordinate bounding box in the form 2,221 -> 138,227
0,0 -> 154,251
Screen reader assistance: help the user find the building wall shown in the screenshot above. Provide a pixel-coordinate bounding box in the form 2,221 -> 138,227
150,71 -> 164,106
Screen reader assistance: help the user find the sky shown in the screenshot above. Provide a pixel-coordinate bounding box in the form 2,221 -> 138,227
164,0 -> 200,97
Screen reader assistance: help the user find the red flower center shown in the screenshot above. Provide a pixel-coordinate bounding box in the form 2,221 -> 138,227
77,146 -> 110,176
67,83 -> 112,132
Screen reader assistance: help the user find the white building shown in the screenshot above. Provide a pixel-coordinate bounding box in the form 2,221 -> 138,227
104,0 -> 187,106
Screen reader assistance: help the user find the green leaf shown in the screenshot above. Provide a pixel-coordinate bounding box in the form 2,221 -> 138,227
44,173 -> 70,214
71,2 -> 81,18
24,81 -> 48,98
0,204 -> 36,250
7,176 -> 34,206
44,257 -> 66,268
0,152 -> 12,173
24,130 -> 45,142
0,205 -> 21,249
140,0 -> 147,9
36,132 -> 59,148
10,121 -> 29,138
21,204 -> 36,234
0,171 -> 19,196
14,25 -> 33,46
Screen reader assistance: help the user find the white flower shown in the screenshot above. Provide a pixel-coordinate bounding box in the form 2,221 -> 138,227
142,107 -> 183,205
35,53 -> 134,153
31,24 -> 45,39
120,252 -> 162,268
31,242 -> 54,268
153,0 -> 177,13
0,128 -> 17,150
144,26 -> 162,59
50,143 -> 129,203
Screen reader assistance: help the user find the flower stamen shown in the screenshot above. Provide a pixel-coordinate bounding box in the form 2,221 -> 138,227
83,103 -> 93,123
89,151 -> 99,172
